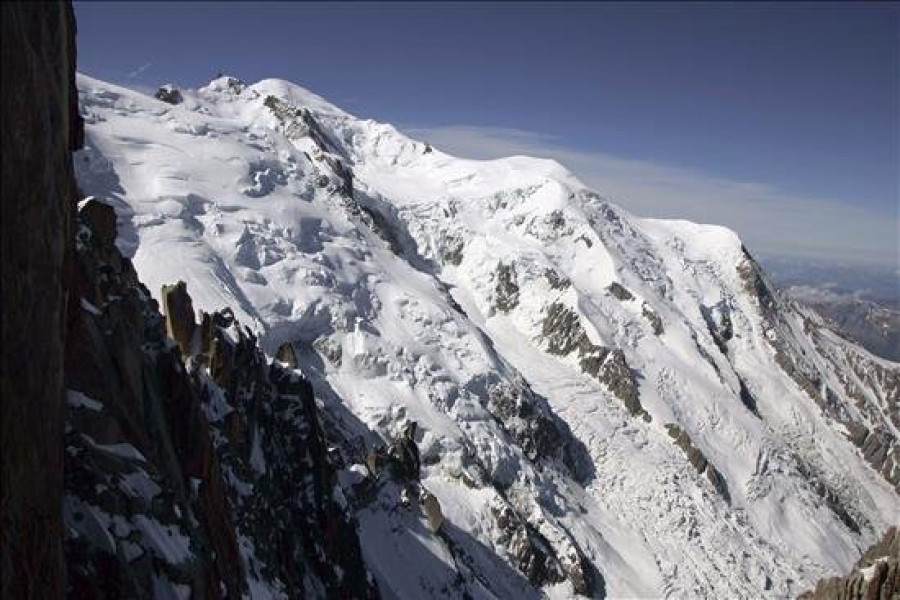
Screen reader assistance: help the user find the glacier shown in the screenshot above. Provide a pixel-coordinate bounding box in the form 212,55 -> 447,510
72,72 -> 899,598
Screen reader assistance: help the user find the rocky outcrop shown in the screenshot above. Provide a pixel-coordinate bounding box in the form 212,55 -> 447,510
736,376 -> 760,416
495,262 -> 520,313
264,94 -> 341,158
700,302 -> 733,357
544,268 -> 571,291
642,303 -> 664,336
799,526 -> 899,599
154,85 -> 183,105
442,239 -> 465,266
387,421 -> 421,481
274,340 -> 299,367
485,378 -> 592,481
488,496 -> 599,597
607,282 -> 633,301
543,303 -> 647,419
665,424 -> 730,502
421,490 -> 444,532
160,280 -> 196,354
739,251 -> 809,380
794,459 -> 860,535
65,212 -> 244,596
846,424 -> 900,494
1,2 -> 82,597
63,198 -> 378,597
737,247 -> 778,319
490,499 -> 567,589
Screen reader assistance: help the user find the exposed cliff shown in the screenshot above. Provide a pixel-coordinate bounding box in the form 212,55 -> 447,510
64,198 -> 377,597
799,526 -> 899,600
1,2 -> 82,597
2,3 -> 378,597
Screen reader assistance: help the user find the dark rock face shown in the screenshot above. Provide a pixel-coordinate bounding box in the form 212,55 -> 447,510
738,250 -> 825,406
736,376 -> 760,416
161,281 -> 196,354
387,421 -> 421,481
484,378 -> 593,482
794,460 -> 860,535
595,349 -> 645,420
264,94 -> 342,158
490,500 -> 567,589
848,425 -> 900,493
488,495 -> 600,597
274,340 -> 298,367
641,303 -> 664,336
665,424 -> 730,503
78,197 -> 117,246
1,2 -> 82,597
154,85 -> 183,105
607,282 -> 633,301
495,262 -> 520,313
442,240 -> 464,266
66,210 -> 243,596
700,302 -> 733,357
737,247 -> 778,318
63,204 -> 378,597
544,268 -> 571,291
799,526 -> 899,600
543,302 -> 591,357
543,303 -> 647,419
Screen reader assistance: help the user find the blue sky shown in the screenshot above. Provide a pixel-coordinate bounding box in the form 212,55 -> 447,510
75,2 -> 898,267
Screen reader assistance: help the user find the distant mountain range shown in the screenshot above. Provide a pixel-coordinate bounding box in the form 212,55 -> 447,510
761,257 -> 899,361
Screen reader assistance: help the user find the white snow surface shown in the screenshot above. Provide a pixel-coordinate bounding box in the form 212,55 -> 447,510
75,73 -> 899,598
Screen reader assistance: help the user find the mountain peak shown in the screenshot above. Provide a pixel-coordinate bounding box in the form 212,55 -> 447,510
69,70 -> 900,598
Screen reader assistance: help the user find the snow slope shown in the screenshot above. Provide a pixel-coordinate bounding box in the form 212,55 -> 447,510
75,73 -> 899,598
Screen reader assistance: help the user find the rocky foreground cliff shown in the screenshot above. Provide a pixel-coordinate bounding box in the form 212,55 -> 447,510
2,2 -> 80,597
64,197 -> 377,597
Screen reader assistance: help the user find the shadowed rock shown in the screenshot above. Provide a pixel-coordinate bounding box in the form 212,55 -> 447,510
154,84 -> 183,105
421,490 -> 444,533
79,197 -> 117,246
495,262 -> 520,313
544,268 -> 571,290
275,340 -> 298,367
607,282 -> 633,301
64,204 -> 378,597
642,303 -> 664,335
1,2 -> 82,596
161,280 -> 196,354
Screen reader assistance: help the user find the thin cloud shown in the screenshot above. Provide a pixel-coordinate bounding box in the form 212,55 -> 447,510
126,61 -> 153,79
403,124 -> 898,267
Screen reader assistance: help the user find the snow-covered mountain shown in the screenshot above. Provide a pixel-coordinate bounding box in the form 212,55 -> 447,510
73,73 -> 899,598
